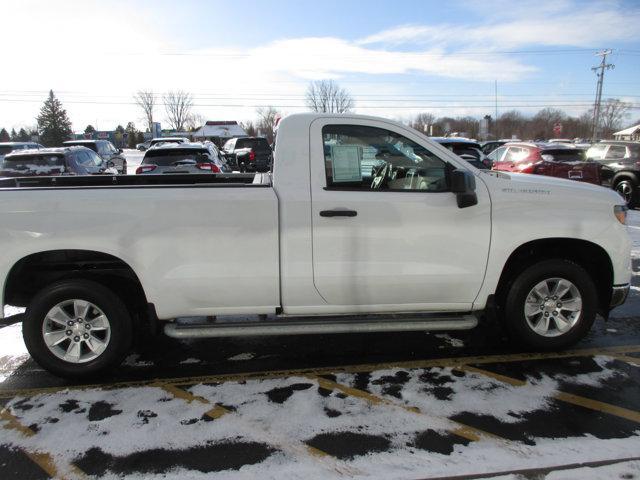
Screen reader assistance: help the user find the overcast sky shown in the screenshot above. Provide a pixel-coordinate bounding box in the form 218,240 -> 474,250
1,0 -> 639,132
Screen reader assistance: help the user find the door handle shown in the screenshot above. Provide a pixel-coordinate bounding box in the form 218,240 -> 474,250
319,209 -> 358,217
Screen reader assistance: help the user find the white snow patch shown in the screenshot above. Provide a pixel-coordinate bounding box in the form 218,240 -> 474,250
227,352 -> 255,361
179,357 -> 201,365
4,305 -> 25,317
122,354 -> 154,367
433,333 -> 465,348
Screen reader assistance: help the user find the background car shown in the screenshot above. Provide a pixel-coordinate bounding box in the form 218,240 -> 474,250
432,137 -> 491,169
63,139 -> 127,174
0,141 -> 44,162
136,140 -> 152,151
489,142 -> 602,185
135,142 -> 229,174
586,140 -> 640,207
0,146 -> 116,177
149,137 -> 190,148
480,139 -> 520,155
222,137 -> 273,172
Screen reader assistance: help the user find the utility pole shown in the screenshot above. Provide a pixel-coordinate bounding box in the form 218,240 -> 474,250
591,49 -> 614,141
494,80 -> 498,137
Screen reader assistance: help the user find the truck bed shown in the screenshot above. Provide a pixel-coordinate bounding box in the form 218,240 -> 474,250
0,173 -> 279,318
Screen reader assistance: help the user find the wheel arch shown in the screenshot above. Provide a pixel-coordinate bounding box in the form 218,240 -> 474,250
611,170 -> 639,186
494,238 -> 614,317
4,249 -> 152,323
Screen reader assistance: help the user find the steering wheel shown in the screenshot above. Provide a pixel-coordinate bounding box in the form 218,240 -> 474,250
371,163 -> 390,189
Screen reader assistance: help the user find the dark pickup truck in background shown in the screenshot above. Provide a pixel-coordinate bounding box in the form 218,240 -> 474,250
222,137 -> 273,172
586,141 -> 640,207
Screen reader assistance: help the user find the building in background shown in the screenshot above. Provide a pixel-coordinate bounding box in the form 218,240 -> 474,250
613,124 -> 640,141
192,121 -> 247,146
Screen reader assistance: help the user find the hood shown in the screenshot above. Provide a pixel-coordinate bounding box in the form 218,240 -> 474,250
481,170 -> 623,204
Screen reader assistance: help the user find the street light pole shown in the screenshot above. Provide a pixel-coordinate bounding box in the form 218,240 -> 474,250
591,49 -> 614,141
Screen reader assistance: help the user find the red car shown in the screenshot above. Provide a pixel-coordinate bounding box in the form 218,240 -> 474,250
488,142 -> 602,185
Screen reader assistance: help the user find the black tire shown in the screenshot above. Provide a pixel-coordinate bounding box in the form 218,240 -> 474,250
614,178 -> 637,208
22,279 -> 133,379
503,259 -> 597,350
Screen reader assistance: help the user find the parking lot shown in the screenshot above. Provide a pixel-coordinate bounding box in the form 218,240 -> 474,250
0,210 -> 638,479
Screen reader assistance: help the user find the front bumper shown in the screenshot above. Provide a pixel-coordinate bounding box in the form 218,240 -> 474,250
610,284 -> 630,308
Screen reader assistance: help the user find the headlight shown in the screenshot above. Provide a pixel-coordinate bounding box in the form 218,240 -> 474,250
614,205 -> 628,224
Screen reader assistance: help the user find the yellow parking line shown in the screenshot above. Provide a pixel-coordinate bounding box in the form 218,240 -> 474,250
554,392 -> 640,424
609,354 -> 640,367
156,383 -> 230,420
1,344 -> 639,400
459,366 -> 640,424
310,375 -> 501,443
156,381 -> 355,474
0,408 -> 88,480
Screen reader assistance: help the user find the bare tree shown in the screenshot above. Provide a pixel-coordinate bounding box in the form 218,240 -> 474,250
134,90 -> 155,132
598,98 -> 631,137
255,106 -> 280,143
496,110 -> 526,139
163,90 -> 193,131
240,120 -> 257,137
410,112 -> 435,134
185,112 -> 204,131
305,80 -> 354,114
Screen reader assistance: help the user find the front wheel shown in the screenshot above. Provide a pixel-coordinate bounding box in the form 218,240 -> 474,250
614,179 -> 637,208
503,259 -> 597,350
22,279 -> 133,379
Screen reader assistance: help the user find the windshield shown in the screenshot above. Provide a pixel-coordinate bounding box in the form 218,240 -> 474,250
143,149 -> 210,166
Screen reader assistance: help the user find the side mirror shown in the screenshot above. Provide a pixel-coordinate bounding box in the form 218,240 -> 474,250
118,148 -> 123,154
450,169 -> 478,208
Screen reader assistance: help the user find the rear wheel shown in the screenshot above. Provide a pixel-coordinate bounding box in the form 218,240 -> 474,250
614,178 -> 637,208
503,259 -> 597,350
22,279 -> 133,379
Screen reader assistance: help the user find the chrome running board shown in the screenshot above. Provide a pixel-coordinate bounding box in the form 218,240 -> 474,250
163,313 -> 478,339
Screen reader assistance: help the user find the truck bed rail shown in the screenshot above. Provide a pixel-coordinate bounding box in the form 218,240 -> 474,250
0,173 -> 265,189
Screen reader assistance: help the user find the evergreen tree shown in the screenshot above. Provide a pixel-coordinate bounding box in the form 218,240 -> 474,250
0,128 -> 9,142
125,122 -> 138,148
37,90 -> 72,146
84,125 -> 96,135
18,128 -> 29,142
10,128 -> 18,141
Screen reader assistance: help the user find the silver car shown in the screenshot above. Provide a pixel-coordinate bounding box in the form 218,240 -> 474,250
136,142 -> 229,174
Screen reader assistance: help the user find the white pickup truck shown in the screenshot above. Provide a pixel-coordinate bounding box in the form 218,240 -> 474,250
0,113 -> 631,378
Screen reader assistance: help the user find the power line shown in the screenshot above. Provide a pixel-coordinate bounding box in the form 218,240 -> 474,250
0,98 -> 638,109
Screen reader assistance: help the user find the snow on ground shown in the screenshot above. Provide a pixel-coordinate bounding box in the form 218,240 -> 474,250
123,149 -> 144,175
1,354 -> 638,479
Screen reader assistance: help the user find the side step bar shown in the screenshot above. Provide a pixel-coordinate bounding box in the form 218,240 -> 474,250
163,313 -> 478,339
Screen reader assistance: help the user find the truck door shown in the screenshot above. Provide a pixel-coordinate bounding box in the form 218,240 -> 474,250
309,119 -> 491,310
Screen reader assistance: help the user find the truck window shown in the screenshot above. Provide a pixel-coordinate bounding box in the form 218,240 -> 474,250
322,125 -> 448,192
